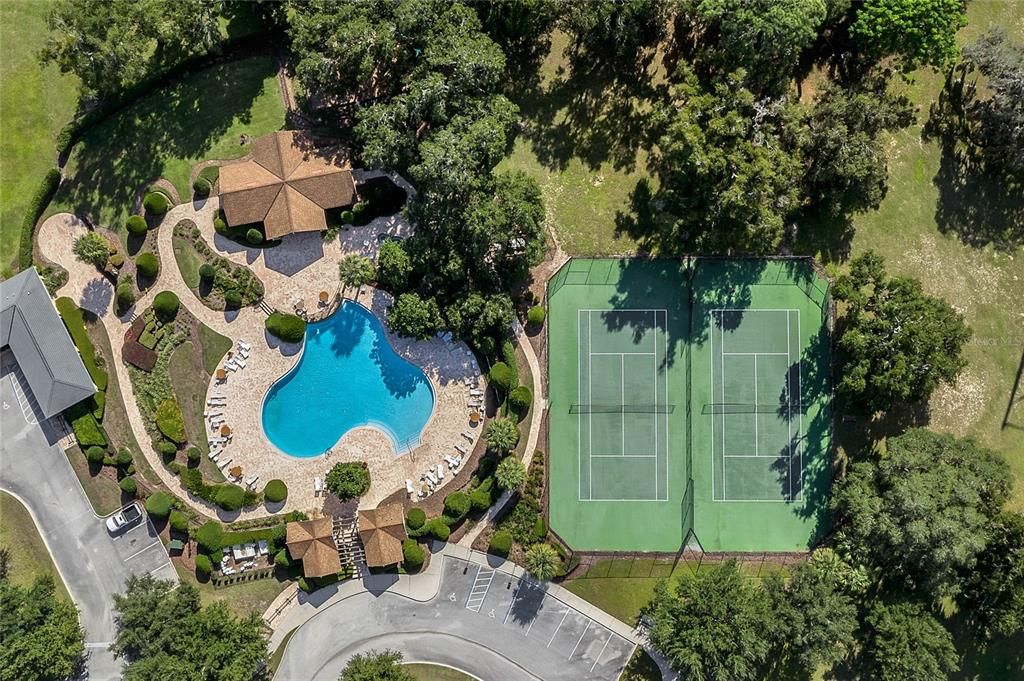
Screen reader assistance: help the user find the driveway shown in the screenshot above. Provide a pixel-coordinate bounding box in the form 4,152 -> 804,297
0,360 -> 177,680
275,555 -> 636,681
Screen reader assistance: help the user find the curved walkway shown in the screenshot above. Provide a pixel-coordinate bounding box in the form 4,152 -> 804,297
38,196 -> 480,520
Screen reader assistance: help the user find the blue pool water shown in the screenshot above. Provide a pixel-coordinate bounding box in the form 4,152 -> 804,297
261,301 -> 434,457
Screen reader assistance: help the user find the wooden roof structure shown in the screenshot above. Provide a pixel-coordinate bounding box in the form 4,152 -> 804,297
219,131 -> 356,239
285,517 -> 341,578
357,503 -> 407,568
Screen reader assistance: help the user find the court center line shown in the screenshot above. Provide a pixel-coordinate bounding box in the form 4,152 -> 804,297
798,311 -> 804,503
589,312 -> 593,500
710,311 -> 715,500
590,454 -> 658,458
786,310 -> 793,500
621,354 -> 625,459
753,354 -> 759,457
722,351 -> 789,356
569,620 -> 591,659
548,609 -> 570,647
721,312 -> 727,499
578,309 -> 582,501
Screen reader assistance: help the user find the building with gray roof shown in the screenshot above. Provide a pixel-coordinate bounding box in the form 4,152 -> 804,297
1,268 -> 95,418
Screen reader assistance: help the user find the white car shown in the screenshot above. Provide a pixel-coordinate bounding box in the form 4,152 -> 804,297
105,502 -> 143,533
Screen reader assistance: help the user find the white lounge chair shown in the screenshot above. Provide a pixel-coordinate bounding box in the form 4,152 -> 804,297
469,389 -> 483,396
238,340 -> 251,352
239,348 -> 250,359
461,431 -> 474,441
406,479 -> 414,494
204,410 -> 222,417
314,477 -> 323,495
244,475 -> 258,488
235,358 -> 246,369
425,470 -> 438,485
218,458 -> 232,469
436,463 -> 445,480
454,443 -> 468,455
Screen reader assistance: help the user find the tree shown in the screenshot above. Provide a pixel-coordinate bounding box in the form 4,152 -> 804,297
640,65 -> 804,253
832,428 -> 1011,600
960,511 -> 1024,639
556,0 -> 670,66
112,574 -> 267,680
338,254 -> 375,292
495,456 -> 526,491
0,574 -> 85,680
376,240 -> 412,292
485,417 -> 519,454
387,293 -> 444,340
850,0 -> 967,70
686,0 -> 827,95
73,231 -> 111,267
444,292 -> 515,354
802,77 -> 915,217
862,601 -> 959,681
962,29 -> 1024,176
524,543 -> 561,582
324,462 -> 371,500
648,560 -> 779,680
833,251 -> 971,411
339,649 -> 414,681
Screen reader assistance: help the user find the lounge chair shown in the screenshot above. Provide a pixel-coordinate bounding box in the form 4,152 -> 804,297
425,470 -> 438,485
235,358 -> 246,369
314,477 -> 323,495
238,340 -> 251,352
218,458 -> 232,469
204,410 -> 222,417
258,540 -> 269,555
244,475 -> 258,488
469,389 -> 483,396
239,348 -> 250,359
406,479 -> 415,494
461,431 -> 474,441
454,443 -> 468,455
436,463 -> 445,480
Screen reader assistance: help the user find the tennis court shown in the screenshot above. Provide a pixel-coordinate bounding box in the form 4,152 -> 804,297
576,309 -> 669,501
708,309 -> 803,502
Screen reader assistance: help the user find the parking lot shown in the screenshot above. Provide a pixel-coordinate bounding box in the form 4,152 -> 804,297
106,510 -> 178,583
438,557 -> 635,681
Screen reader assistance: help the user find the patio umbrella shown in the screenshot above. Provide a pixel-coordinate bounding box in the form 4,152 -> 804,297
220,425 -> 231,437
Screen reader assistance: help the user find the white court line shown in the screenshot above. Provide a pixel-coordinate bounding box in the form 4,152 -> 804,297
722,352 -> 789,356
568,620 -> 591,659
721,311 -> 726,499
548,609 -> 570,647
589,312 -> 593,500
590,352 -> 656,356
590,633 -> 614,672
590,454 -> 658,458
578,309 -> 583,501
753,354 -> 759,457
710,310 -> 715,500
620,355 -> 625,459
786,310 -> 793,500
797,311 -> 804,502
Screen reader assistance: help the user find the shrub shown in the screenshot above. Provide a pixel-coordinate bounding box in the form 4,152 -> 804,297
214,484 -> 246,511
406,507 -> 426,530
444,492 -> 471,522
223,289 -> 242,309
509,386 -> 532,413
192,176 -> 212,196
265,312 -> 306,343
73,232 -> 111,267
214,214 -> 228,233
115,448 -> 133,467
157,440 -> 177,457
429,518 -> 450,541
297,577 -> 312,592
198,263 -> 215,280
196,521 -> 223,553
145,492 -> 173,518
387,293 -> 443,340
264,479 -> 288,503
67,402 -> 107,447
194,553 -> 212,577
246,228 -> 262,244
169,510 -> 188,533
485,417 -> 520,454
496,456 -> 526,491
489,529 -> 513,557
340,209 -> 354,224
274,549 -> 291,568
116,282 -> 136,308
155,399 -> 187,443
187,446 -> 201,464
153,291 -> 180,320
135,252 -> 159,278
470,487 -> 492,512
527,305 -> 546,326
85,446 -> 106,465
402,539 -> 425,571
210,549 -> 223,563
376,239 -> 412,291
489,362 -> 515,393
126,215 -> 148,235
118,474 -> 137,496
143,190 -> 169,215
531,515 -> 548,541
324,462 -> 370,500
109,253 -> 124,268
19,168 -> 61,270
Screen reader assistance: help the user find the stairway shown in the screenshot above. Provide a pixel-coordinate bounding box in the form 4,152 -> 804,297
257,299 -> 275,316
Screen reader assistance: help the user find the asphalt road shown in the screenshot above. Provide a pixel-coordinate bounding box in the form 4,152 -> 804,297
0,360 -> 177,680
276,555 -> 635,681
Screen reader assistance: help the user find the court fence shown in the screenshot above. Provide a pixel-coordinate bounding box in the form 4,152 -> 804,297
566,546 -> 809,583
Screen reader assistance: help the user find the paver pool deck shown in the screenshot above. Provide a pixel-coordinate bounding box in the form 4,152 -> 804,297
37,194 -> 482,519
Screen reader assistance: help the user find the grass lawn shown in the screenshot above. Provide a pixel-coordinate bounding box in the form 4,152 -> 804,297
169,339 -> 225,482
174,562 -> 288,619
268,627 -> 297,676
198,318 -> 234,375
47,56 -> 285,234
621,649 -> 662,681
173,234 -> 202,289
0,491 -> 72,601
0,0 -> 79,277
64,445 -> 124,515
405,663 -> 478,681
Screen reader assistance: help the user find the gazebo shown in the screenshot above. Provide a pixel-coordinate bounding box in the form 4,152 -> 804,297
357,503 -> 407,568
285,517 -> 341,578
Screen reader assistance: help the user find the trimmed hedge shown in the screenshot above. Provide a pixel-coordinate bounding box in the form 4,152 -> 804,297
443,491 -> 471,523
126,215 -> 148,235
527,305 -> 546,325
135,252 -> 160,278
223,290 -> 242,309
428,518 -> 450,541
406,507 -> 426,530
274,549 -> 291,568
489,362 -> 515,392
470,487 -> 492,512
263,479 -> 288,503
157,440 -> 177,457
194,553 -> 212,577
153,291 -> 180,319
143,190 -> 170,215
119,476 -> 137,495
155,399 -> 187,443
18,168 -> 62,270
145,491 -> 173,518
187,446 -> 201,464
214,484 -> 246,511
55,298 -> 107,391
115,448 -> 133,467
116,282 -> 136,308
402,539 -> 425,571
199,263 -> 215,280
85,446 -> 106,465
246,228 -> 262,244
324,462 -> 370,500
196,521 -> 223,553
265,312 -> 306,343
192,176 -> 213,196
509,386 -> 532,413
532,515 -> 547,541
169,510 -> 189,533
66,401 -> 107,447
489,529 -> 513,557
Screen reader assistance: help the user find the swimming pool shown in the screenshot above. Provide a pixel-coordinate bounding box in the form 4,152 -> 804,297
261,301 -> 434,457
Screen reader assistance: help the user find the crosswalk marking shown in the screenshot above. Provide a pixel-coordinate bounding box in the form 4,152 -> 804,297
465,565 -> 495,613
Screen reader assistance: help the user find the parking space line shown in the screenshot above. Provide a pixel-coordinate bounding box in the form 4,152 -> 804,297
590,633 -> 613,672
502,581 -> 523,624
548,609 -> 569,647
123,540 -> 163,563
568,619 -> 591,659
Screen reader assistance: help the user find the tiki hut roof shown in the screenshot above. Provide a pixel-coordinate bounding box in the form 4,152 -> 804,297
285,517 -> 341,578
219,131 -> 356,239
358,503 -> 407,568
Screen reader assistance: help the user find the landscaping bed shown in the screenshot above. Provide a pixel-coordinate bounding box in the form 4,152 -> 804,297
173,219 -> 265,309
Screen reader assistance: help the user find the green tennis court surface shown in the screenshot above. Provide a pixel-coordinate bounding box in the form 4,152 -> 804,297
548,258 -> 832,552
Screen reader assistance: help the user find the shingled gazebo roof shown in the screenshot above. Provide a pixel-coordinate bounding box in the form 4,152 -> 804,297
219,131 -> 356,239
285,517 -> 341,578
358,503 -> 407,568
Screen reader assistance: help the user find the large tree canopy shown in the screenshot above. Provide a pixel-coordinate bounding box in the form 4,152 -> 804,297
962,29 -> 1024,176
339,649 -> 414,681
0,574 -> 85,681
850,0 -> 968,69
644,65 -> 804,252
862,601 -> 960,681
832,250 -> 971,411
556,0 -> 669,66
960,511 -> 1024,640
832,428 -> 1012,600
111,574 -> 267,680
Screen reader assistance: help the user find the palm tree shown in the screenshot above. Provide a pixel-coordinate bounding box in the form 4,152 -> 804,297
485,417 -> 519,454
495,456 -> 526,491
524,543 -> 561,582
338,254 -> 375,295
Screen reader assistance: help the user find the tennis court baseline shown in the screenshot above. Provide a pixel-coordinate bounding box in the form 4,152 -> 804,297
577,309 -> 669,502
709,309 -> 803,502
